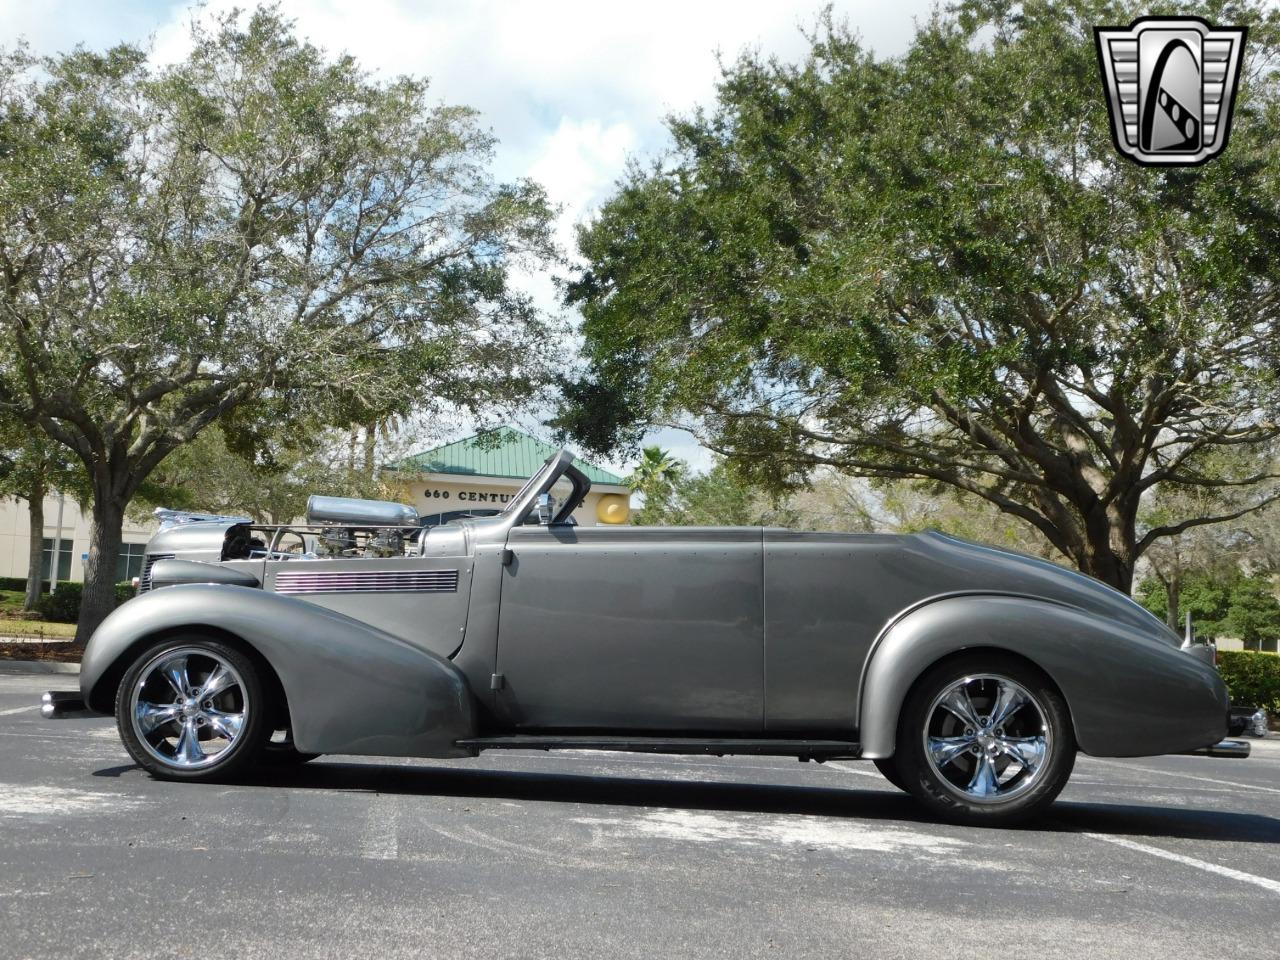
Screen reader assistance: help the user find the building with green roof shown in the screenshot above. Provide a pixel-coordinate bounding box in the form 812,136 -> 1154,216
386,427 -> 631,526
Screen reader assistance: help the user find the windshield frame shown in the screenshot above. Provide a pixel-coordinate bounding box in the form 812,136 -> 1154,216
499,449 -> 592,526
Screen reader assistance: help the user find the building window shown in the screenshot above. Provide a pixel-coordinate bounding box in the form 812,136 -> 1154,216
117,542 -> 147,582
420,508 -> 502,529
40,538 -> 73,582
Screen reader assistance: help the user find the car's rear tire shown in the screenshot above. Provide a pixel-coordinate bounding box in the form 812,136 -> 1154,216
116,637 -> 268,781
891,653 -> 1075,825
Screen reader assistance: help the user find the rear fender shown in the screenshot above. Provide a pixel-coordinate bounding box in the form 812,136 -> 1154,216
81,584 -> 476,757
857,594 -> 1227,759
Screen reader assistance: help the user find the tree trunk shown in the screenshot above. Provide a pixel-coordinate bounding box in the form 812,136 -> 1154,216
1062,501 -> 1138,594
362,422 -> 377,476
1165,570 -> 1181,634
22,477 -> 45,610
75,494 -> 124,646
1069,537 -> 1136,594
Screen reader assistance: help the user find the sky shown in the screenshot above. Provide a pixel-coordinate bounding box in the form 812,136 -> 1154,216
0,0 -> 938,476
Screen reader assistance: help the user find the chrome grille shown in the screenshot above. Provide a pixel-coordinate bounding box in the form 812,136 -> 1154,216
138,553 -> 175,593
273,569 -> 459,595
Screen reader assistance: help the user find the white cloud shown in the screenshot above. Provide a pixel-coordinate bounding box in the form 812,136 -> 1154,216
142,0 -> 933,253
529,117 -> 636,256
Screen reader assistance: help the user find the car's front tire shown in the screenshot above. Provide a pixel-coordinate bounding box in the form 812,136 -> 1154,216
116,637 -> 268,781
888,653 -> 1075,825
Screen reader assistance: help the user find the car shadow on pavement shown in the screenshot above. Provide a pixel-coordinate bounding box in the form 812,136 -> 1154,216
94,758 -> 1280,842
1046,800 -> 1280,844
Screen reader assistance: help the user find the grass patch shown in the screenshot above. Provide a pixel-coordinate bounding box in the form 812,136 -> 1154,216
0,619 -> 78,639
0,588 -> 31,613
0,640 -> 80,663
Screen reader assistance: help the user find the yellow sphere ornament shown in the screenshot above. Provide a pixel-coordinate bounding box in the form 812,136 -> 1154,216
596,494 -> 630,525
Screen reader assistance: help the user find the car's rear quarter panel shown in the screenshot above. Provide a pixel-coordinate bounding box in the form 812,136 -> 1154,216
763,531 -> 1227,755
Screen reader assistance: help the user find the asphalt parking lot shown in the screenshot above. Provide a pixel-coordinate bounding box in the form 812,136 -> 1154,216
1,667 -> 1278,960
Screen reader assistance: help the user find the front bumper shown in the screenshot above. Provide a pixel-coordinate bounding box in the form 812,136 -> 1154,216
1182,738 -> 1251,758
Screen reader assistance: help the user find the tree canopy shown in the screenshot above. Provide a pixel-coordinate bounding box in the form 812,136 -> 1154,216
1138,568 -> 1280,649
625,445 -> 688,523
557,0 -> 1280,592
0,8 -> 559,638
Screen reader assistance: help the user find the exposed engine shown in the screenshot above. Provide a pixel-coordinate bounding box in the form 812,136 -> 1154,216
306,495 -> 419,558
141,496 -> 426,591
314,526 -> 406,559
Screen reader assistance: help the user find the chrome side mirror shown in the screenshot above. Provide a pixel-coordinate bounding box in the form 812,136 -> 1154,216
535,492 -> 556,525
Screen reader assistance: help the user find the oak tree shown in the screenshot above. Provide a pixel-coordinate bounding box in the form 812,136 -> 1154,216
0,10 -> 558,639
558,0 -> 1280,593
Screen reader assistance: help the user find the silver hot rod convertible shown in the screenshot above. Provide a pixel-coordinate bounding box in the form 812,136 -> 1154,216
46,451 -> 1247,824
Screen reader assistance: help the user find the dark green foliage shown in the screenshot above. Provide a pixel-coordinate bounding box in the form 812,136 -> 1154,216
1219,577 -> 1280,649
33,583 -> 136,627
662,461 -> 798,528
1138,570 -> 1280,650
1218,651 -> 1280,720
34,582 -> 134,623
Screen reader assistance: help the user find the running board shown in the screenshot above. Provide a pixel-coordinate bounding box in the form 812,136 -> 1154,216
455,735 -> 861,760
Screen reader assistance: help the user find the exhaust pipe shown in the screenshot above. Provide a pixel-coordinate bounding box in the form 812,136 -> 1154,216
1183,738 -> 1251,759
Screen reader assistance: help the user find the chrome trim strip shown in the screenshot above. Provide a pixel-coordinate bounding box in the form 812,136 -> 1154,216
273,569 -> 459,595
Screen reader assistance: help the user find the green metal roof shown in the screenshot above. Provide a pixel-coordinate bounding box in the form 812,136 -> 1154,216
388,427 -> 626,486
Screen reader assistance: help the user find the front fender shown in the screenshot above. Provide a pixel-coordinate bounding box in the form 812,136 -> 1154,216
857,594 -> 1227,759
81,584 -> 476,758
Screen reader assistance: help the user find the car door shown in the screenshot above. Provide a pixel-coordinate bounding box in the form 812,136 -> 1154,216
494,525 -> 764,732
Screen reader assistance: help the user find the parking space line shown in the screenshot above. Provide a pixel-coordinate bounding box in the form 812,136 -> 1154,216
0,705 -> 37,717
1081,757 -> 1280,796
1087,833 -> 1280,895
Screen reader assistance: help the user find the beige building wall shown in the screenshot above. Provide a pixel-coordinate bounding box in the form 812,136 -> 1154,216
391,473 -> 631,527
0,495 -> 158,583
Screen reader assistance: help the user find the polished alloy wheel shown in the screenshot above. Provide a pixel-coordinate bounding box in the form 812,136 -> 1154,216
921,673 -> 1050,805
128,646 -> 249,770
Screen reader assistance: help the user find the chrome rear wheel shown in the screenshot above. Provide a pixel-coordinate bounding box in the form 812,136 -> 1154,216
890,653 -> 1075,825
923,674 -> 1050,804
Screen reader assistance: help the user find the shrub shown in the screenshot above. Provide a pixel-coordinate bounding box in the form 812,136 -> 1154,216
1218,650 -> 1280,722
34,582 -> 136,623
34,583 -> 81,622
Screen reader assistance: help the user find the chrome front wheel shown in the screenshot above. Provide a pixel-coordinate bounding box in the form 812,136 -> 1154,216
117,639 -> 266,780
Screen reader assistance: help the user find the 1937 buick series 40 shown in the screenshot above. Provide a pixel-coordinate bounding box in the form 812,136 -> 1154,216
45,450 -> 1248,824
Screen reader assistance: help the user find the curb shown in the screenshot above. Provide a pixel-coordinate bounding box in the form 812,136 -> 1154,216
0,659 -> 81,675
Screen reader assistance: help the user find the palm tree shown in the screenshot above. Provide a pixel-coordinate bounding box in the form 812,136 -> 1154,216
626,446 -> 687,523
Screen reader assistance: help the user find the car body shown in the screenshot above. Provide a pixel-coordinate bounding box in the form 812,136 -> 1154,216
60,450 -> 1246,823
